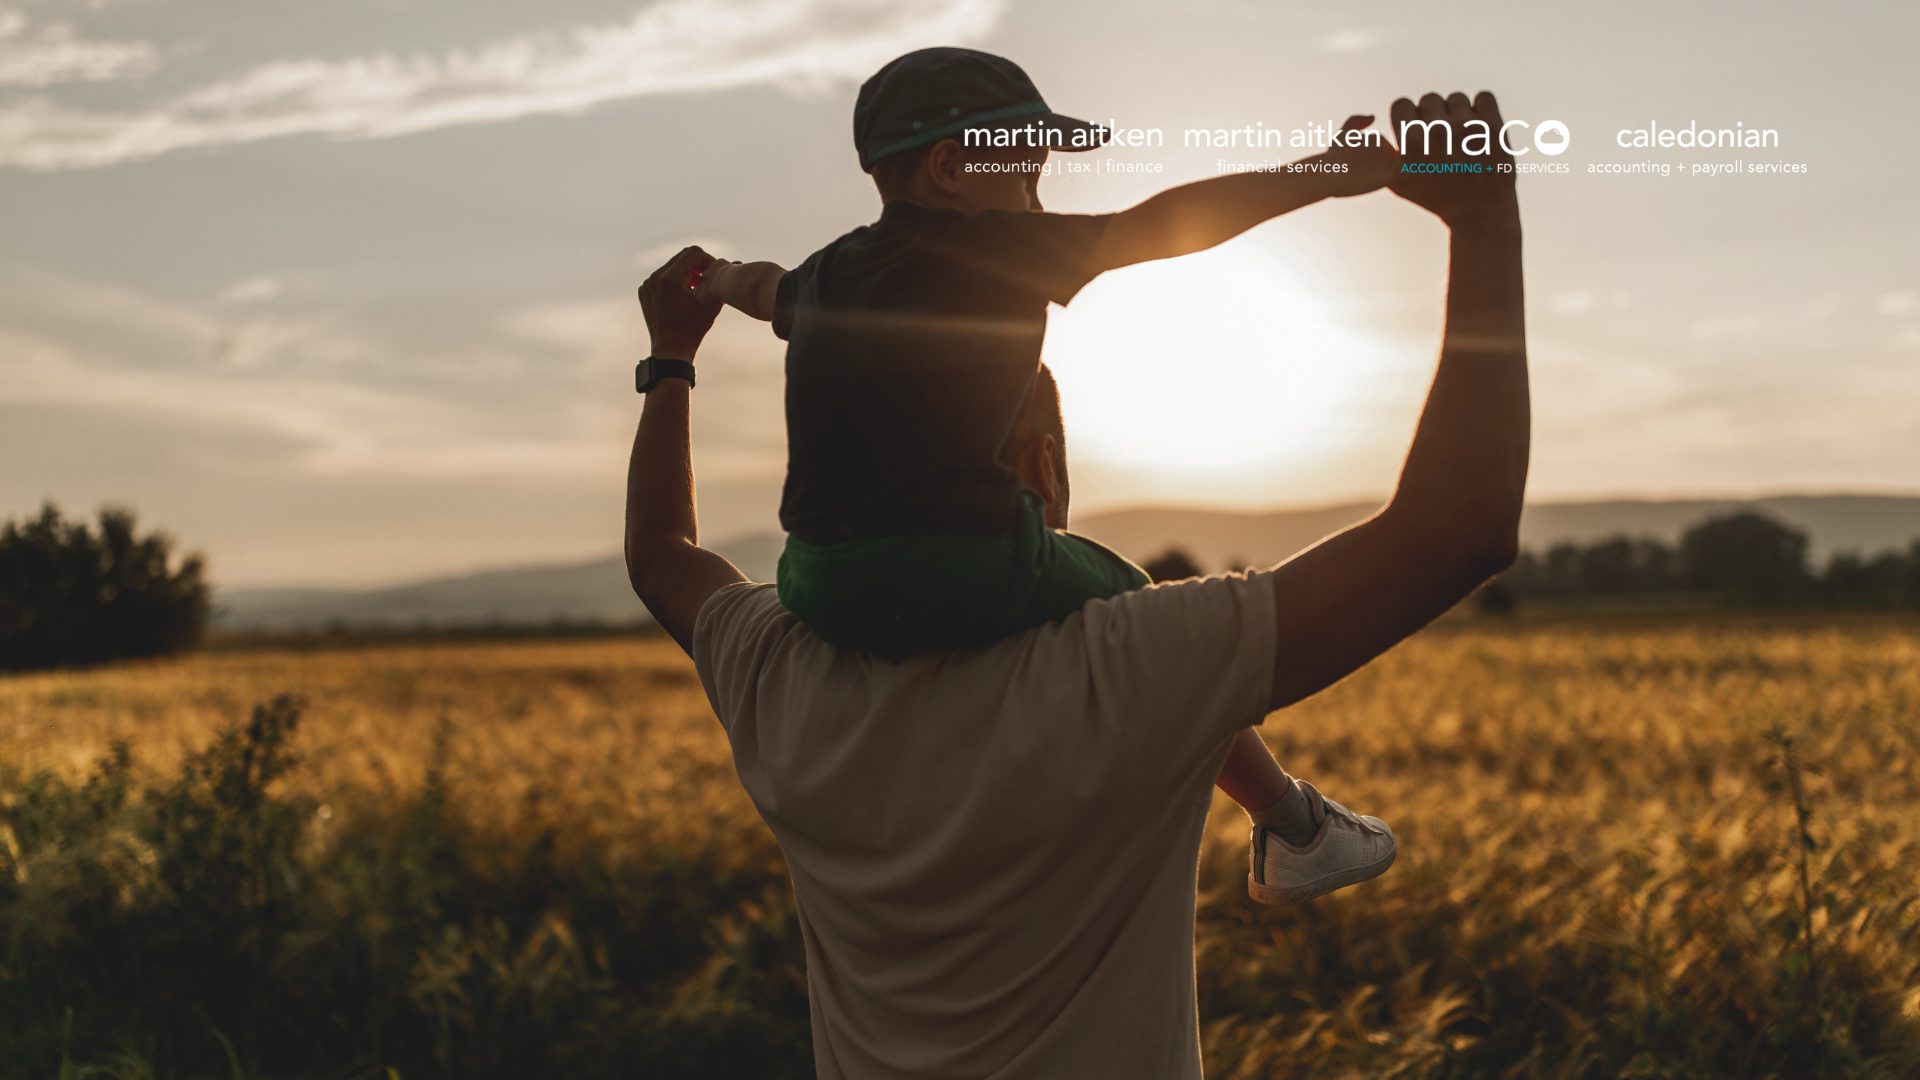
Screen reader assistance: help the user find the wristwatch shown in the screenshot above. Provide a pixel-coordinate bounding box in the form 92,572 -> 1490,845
635,357 -> 696,393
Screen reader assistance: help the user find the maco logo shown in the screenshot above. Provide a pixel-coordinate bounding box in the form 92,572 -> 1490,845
1397,116 -> 1570,157
1532,120 -> 1570,156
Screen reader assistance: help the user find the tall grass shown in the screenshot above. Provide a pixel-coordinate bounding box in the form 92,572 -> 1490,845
3,615 -> 1918,1077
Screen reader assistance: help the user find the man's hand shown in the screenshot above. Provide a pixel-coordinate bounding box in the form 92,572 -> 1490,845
1318,114 -> 1400,198
627,246 -> 748,657
1387,91 -> 1518,226
640,245 -> 721,360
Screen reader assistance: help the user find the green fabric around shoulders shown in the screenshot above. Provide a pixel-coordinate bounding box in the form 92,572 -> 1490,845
777,490 -> 1149,660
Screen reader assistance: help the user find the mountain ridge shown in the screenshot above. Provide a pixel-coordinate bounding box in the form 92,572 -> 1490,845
213,493 -> 1920,630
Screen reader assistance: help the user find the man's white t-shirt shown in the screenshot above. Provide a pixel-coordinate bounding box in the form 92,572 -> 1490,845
693,571 -> 1277,1079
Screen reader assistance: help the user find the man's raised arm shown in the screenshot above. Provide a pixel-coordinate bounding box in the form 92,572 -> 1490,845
626,246 -> 748,655
1259,90 -> 1529,710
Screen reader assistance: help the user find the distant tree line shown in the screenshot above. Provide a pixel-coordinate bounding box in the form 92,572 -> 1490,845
0,503 -> 209,671
1138,511 -> 1920,613
1481,511 -> 1920,612
1142,547 -> 1207,583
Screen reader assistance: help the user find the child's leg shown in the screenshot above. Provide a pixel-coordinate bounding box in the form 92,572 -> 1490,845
1217,728 -> 1318,846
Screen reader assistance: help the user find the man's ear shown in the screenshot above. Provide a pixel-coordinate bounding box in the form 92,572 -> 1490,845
925,139 -> 967,197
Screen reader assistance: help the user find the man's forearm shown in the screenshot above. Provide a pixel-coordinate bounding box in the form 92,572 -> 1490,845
628,245 -> 749,651
1388,209 -> 1529,558
625,378 -> 698,586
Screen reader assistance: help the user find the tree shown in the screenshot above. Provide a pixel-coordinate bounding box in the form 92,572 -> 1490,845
1909,541 -> 1920,604
1576,536 -> 1677,595
1821,549 -> 1910,605
1679,512 -> 1810,600
1141,547 -> 1205,583
0,502 -> 210,670
1542,542 -> 1583,596
1471,579 -> 1519,615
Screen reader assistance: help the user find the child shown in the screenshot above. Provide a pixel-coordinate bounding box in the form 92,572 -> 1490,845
694,47 -> 1399,903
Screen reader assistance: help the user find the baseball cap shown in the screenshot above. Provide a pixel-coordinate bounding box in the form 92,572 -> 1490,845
853,47 -> 1109,173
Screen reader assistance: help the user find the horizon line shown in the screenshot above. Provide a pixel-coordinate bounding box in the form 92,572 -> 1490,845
212,487 -> 1920,594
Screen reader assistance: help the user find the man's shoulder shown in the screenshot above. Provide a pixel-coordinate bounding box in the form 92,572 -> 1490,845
693,572 -> 1275,667
694,580 -> 782,638
689,582 -> 792,720
1084,568 -> 1276,623
693,581 -> 783,660
782,225 -> 891,298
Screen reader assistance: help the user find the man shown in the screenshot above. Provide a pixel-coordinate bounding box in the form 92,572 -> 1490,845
626,91 -> 1527,1079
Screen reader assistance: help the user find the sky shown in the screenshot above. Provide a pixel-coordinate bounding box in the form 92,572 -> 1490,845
2,0 -> 1915,587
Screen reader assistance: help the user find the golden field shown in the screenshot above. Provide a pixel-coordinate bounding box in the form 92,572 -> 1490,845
3,613 -> 1919,1077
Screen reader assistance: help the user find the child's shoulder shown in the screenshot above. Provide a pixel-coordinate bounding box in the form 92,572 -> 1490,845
787,215 -> 912,283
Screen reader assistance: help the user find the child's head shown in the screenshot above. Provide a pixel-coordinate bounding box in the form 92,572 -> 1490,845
869,140 -> 1048,213
853,47 -> 1104,214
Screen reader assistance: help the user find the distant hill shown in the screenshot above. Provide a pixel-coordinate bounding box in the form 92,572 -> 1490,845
216,533 -> 784,633
213,494 -> 1919,631
1073,494 -> 1920,573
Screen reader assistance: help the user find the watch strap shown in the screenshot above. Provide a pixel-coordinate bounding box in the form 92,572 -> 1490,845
636,357 -> 696,393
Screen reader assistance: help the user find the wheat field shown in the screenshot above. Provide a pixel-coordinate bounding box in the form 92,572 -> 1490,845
3,614 -> 1918,1077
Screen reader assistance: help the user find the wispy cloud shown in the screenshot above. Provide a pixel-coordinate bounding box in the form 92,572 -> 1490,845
0,262 -> 569,476
218,275 -> 285,305
0,261 -> 785,481
0,8 -> 157,88
1878,292 -> 1918,317
634,236 -> 732,272
1320,29 -> 1378,54
0,0 -> 1007,170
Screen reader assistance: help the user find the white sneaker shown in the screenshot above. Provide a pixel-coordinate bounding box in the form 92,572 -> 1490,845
1247,781 -> 1396,904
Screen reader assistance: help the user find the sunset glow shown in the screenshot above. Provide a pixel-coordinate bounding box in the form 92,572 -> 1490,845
1043,243 -> 1403,480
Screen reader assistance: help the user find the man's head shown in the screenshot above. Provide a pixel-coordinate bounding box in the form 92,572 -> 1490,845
1003,365 -> 1070,529
854,47 -> 1105,213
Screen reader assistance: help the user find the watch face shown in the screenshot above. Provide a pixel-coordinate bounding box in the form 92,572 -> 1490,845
635,360 -> 652,393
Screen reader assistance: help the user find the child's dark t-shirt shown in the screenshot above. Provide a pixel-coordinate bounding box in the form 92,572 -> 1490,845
772,200 -> 1110,545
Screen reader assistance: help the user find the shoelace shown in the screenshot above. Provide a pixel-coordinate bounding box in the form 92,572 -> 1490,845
1320,795 -> 1386,836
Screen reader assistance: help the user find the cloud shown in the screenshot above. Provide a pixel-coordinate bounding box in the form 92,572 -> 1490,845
1877,291 -> 1918,317
208,313 -> 370,369
0,8 -> 157,87
0,262 -> 786,485
1688,312 -> 1766,341
0,264 -> 575,476
1320,29 -> 1378,53
0,0 -> 1008,170
218,275 -> 284,304
634,236 -> 732,272
1548,289 -> 1595,316
499,297 -> 631,359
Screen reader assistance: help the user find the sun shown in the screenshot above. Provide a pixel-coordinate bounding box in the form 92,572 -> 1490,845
1041,242 -> 1400,488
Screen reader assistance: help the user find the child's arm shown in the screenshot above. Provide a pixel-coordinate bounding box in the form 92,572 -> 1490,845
694,259 -> 786,323
1089,114 -> 1398,275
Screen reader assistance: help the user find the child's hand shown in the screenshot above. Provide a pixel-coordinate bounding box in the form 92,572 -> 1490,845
691,258 -> 737,304
640,246 -> 721,359
1319,114 -> 1400,198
